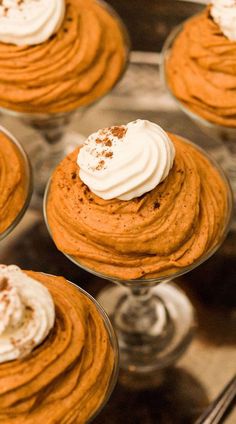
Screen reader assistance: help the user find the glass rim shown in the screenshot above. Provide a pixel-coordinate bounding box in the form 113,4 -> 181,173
161,18 -> 236,131
43,135 -> 233,287
0,0 -> 130,121
0,125 -> 33,241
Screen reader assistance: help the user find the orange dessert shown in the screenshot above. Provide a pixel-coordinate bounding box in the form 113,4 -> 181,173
165,5 -> 236,127
0,131 -> 29,236
0,265 -> 115,424
46,120 -> 229,280
0,0 -> 127,114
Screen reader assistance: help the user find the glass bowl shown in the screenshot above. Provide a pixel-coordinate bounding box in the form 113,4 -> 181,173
0,0 -> 130,198
43,136 -> 233,373
0,269 -> 119,423
161,20 -> 236,229
0,125 -> 32,241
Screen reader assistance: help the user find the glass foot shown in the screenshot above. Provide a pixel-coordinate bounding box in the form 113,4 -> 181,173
97,283 -> 196,373
27,130 -> 85,200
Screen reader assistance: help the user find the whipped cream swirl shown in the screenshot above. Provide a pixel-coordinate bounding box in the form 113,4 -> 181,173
77,120 -> 175,201
211,0 -> 236,41
0,265 -> 55,363
0,0 -> 65,46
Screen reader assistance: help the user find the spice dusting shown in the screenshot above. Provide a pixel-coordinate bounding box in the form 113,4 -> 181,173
82,125 -> 127,172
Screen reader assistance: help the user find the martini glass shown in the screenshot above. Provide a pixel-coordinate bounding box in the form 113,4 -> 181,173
161,22 -> 236,229
0,270 -> 119,423
43,138 -> 233,373
0,0 -> 130,198
0,125 -> 32,242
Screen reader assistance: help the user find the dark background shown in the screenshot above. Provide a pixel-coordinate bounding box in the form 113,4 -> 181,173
106,0 -> 203,51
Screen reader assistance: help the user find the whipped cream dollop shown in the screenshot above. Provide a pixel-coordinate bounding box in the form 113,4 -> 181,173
0,265 -> 55,363
77,120 -> 175,201
0,0 -> 65,46
211,0 -> 236,41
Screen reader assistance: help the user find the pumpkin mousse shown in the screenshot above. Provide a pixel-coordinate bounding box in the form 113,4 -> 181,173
0,265 -> 115,424
165,1 -> 236,127
46,119 -> 229,280
0,0 -> 127,114
0,130 -> 29,236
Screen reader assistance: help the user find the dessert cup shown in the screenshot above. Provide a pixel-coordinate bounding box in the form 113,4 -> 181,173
0,125 -> 32,242
161,22 -> 236,229
0,268 -> 119,423
0,0 -> 130,198
43,139 -> 233,373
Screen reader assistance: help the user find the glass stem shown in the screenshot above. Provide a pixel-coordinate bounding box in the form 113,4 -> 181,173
30,117 -> 72,196
38,124 -> 69,164
114,286 -> 160,333
34,114 -> 72,149
113,284 -> 172,354
39,125 -> 66,146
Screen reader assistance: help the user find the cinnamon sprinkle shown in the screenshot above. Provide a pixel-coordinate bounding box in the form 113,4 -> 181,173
0,276 -> 9,292
110,126 -> 127,139
153,201 -> 161,210
96,160 -> 105,170
25,305 -> 34,312
104,151 -> 113,158
104,137 -> 112,147
95,138 -> 103,144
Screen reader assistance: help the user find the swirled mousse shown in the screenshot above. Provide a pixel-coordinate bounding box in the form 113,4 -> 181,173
166,2 -> 236,127
46,119 -> 229,280
0,265 -> 115,424
0,131 -> 28,236
0,0 -> 127,114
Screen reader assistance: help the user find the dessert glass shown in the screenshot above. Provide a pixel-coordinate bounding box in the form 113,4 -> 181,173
161,22 -> 236,228
0,0 -> 130,198
43,138 -> 233,373
0,125 -> 32,242
0,270 -> 119,423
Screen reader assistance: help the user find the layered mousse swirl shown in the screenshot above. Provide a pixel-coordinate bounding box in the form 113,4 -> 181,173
46,121 -> 229,280
166,5 -> 236,127
0,0 -> 127,113
0,266 -> 115,424
0,265 -> 55,363
0,131 -> 28,235
78,120 -> 175,200
0,0 -> 65,46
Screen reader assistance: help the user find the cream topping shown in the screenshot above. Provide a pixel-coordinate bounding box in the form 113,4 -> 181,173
0,0 -> 65,46
0,265 -> 55,363
77,120 -> 175,201
211,0 -> 236,41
